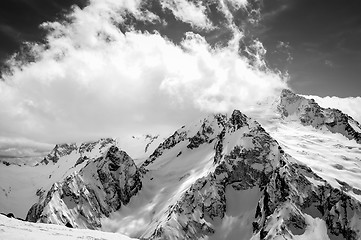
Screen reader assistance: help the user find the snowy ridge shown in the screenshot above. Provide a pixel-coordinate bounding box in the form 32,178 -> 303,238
40,138 -> 116,165
40,143 -> 77,165
26,145 -> 142,229
279,89 -> 361,144
141,113 -> 226,169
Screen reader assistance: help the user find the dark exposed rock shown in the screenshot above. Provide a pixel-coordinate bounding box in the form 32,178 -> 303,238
0,212 -> 25,221
2,161 -> 10,166
144,134 -> 159,153
74,156 -> 88,167
65,222 -> 73,228
229,109 -> 248,130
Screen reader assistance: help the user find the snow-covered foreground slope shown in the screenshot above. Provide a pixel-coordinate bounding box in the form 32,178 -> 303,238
0,214 -> 137,240
1,89 -> 361,240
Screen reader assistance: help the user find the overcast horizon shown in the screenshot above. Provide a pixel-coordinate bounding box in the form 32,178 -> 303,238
0,0 -> 360,158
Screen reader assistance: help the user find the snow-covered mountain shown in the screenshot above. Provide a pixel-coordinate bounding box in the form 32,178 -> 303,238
1,89 -> 361,240
26,145 -> 142,229
279,89 -> 361,144
0,138 -> 117,218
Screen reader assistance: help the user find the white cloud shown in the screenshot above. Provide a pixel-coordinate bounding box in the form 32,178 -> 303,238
0,0 -> 287,146
276,41 -> 293,63
159,0 -> 249,31
0,137 -> 52,165
0,137 -> 52,156
160,0 -> 214,29
324,60 -> 334,68
304,95 -> 361,123
227,0 -> 248,9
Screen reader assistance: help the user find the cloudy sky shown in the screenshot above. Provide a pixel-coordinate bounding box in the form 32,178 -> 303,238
0,0 -> 360,158
257,0 -> 361,97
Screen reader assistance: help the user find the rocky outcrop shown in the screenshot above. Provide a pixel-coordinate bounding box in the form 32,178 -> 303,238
252,162 -> 361,240
144,135 -> 159,153
26,146 -> 142,229
278,89 -> 361,144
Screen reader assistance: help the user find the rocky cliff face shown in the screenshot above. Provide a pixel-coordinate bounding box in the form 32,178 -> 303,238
278,89 -> 361,144
252,162 -> 361,240
26,145 -> 142,229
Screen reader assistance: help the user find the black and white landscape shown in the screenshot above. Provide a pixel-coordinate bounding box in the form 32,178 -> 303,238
0,0 -> 361,240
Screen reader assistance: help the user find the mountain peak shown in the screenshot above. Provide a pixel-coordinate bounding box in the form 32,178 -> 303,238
142,109 -> 257,168
229,109 -> 248,129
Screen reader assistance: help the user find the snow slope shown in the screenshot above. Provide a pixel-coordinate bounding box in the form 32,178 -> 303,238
267,120 -> 361,202
0,214 -> 137,240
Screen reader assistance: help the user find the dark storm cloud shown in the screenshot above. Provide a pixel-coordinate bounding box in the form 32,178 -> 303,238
256,0 -> 361,97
